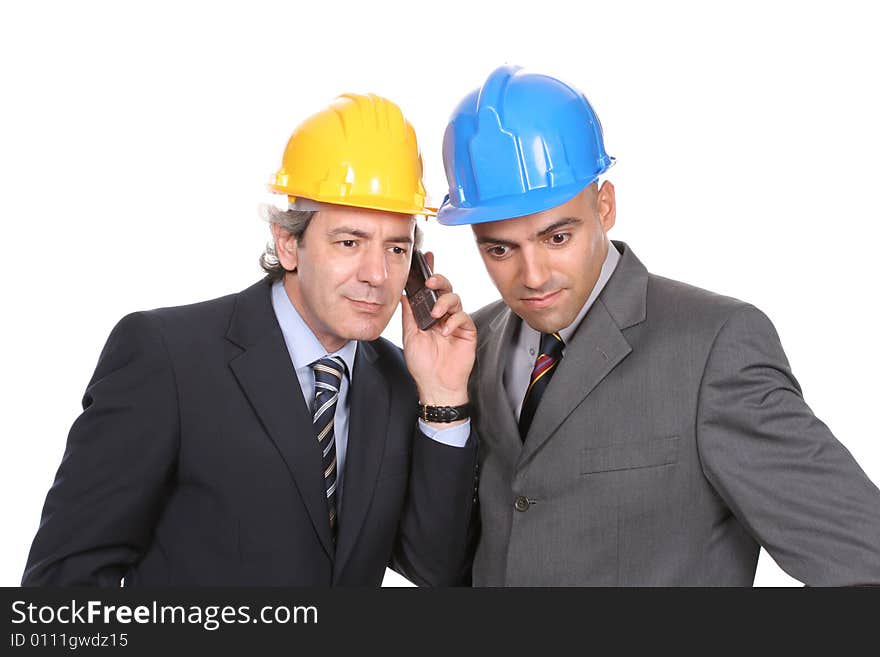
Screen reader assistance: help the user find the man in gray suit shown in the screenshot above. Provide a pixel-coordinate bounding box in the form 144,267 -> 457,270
436,65 -> 880,586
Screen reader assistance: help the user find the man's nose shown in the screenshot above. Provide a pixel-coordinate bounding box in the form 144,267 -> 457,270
520,246 -> 551,291
358,245 -> 388,286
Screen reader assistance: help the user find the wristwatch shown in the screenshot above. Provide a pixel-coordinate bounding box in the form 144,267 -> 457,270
417,402 -> 472,423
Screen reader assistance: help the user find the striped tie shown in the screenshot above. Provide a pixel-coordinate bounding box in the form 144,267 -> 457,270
519,332 -> 565,441
311,356 -> 346,540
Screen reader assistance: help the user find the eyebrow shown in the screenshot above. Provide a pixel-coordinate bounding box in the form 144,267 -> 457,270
535,217 -> 583,238
475,235 -> 517,247
327,227 -> 413,244
476,217 -> 583,246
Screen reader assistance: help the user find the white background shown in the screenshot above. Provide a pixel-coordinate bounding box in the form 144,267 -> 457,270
2,1 -> 878,587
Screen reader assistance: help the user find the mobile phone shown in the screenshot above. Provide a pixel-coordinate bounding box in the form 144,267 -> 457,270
405,249 -> 440,331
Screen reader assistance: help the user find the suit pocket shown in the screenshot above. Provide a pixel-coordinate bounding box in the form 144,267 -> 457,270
581,436 -> 679,474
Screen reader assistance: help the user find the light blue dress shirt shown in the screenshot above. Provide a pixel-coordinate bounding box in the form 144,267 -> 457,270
271,281 -> 469,505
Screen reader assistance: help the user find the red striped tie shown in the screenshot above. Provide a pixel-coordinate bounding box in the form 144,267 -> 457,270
519,332 -> 564,441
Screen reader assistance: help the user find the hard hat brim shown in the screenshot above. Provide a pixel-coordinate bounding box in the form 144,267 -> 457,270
436,178 -> 595,226
269,188 -> 437,217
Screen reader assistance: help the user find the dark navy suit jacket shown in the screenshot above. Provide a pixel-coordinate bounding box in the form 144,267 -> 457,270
23,279 -> 477,586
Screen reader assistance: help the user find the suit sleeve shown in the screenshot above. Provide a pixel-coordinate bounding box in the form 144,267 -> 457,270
22,312 -> 179,586
390,427 -> 479,586
696,305 -> 880,585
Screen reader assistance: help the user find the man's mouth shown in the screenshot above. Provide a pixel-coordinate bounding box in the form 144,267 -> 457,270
346,298 -> 384,314
521,289 -> 562,309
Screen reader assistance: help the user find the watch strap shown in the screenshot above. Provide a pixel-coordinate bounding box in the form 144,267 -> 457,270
417,402 -> 472,423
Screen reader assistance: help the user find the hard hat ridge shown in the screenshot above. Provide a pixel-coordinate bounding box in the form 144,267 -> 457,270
269,92 -> 435,216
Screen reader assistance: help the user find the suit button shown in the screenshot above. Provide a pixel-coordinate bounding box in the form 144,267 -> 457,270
514,496 -> 530,512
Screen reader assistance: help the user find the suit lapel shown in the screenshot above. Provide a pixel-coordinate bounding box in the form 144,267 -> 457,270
518,299 -> 631,465
476,307 -> 522,464
226,279 -> 334,559
333,340 -> 390,578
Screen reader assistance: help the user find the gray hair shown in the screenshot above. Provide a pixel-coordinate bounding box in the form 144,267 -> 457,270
259,204 -> 425,281
259,205 -> 316,281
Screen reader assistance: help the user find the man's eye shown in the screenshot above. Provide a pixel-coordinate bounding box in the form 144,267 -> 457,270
487,245 -> 508,257
549,233 -> 569,245
389,246 -> 407,255
340,240 -> 356,248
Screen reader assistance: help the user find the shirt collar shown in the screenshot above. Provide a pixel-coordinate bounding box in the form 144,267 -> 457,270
271,279 -> 357,375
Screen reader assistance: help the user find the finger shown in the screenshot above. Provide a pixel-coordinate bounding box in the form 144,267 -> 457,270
430,292 -> 463,318
400,294 -> 417,339
439,310 -> 477,337
425,272 -> 452,294
424,250 -> 435,272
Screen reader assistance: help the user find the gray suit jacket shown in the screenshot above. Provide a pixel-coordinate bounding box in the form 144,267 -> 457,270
469,241 -> 880,586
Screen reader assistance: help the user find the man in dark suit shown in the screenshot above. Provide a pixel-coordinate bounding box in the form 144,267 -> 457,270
23,93 -> 478,586
437,65 -> 880,585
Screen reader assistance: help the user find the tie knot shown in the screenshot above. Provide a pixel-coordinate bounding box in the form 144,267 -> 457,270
311,356 -> 346,392
539,332 -> 564,359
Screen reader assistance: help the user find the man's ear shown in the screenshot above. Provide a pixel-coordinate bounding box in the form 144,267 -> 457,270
597,180 -> 616,232
271,223 -> 299,272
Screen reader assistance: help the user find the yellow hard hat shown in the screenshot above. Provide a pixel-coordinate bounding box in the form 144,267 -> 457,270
268,93 -> 436,216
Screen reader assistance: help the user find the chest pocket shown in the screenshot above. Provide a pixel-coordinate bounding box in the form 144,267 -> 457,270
581,436 -> 679,474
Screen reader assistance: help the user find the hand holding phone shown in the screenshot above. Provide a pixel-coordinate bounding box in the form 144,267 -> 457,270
400,249 -> 477,408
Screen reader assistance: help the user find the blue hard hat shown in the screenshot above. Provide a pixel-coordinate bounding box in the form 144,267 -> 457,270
437,65 -> 615,226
